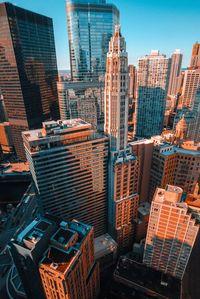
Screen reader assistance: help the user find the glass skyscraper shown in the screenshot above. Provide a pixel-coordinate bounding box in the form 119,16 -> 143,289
66,0 -> 119,81
0,3 -> 59,160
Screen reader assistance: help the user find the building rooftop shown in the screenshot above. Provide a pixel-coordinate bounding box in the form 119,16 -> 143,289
40,245 -> 79,274
0,162 -> 30,175
16,218 -> 53,250
153,185 -> 185,205
130,139 -> 154,146
112,256 -> 182,299
94,233 -> 118,259
23,119 -> 92,142
138,202 -> 151,216
151,136 -> 200,156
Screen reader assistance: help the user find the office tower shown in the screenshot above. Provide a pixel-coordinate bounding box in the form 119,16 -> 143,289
181,69 -> 200,108
0,122 -> 14,153
66,0 -> 119,81
104,26 -> 128,151
135,50 -> 171,138
130,139 -> 154,202
39,220 -> 99,299
22,119 -> 109,236
149,137 -> 200,200
10,216 -> 58,299
10,216 -> 99,299
104,26 -> 139,251
57,79 -> 105,131
190,42 -> 200,69
168,49 -> 183,96
143,185 -> 199,279
0,3 -> 59,160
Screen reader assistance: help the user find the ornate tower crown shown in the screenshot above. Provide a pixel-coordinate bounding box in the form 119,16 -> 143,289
108,24 -> 126,55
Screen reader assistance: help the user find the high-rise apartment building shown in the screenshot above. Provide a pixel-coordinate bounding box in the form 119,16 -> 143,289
66,0 -> 119,81
0,3 -> 59,160
181,69 -> 200,108
135,50 -> 171,138
143,185 -> 199,279
22,119 -> 109,236
39,219 -> 99,299
190,42 -> 200,69
104,26 -> 139,251
57,79 -> 105,131
168,49 -> 183,96
149,137 -> 200,200
10,215 -> 99,299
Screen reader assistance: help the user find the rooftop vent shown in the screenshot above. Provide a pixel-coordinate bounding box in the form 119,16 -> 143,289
50,263 -> 58,270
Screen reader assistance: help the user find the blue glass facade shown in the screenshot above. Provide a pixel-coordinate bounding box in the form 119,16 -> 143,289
66,0 -> 119,81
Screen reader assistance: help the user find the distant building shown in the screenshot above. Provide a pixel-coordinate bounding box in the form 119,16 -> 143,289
187,86 -> 200,142
149,136 -> 200,200
22,119 -> 109,236
128,65 -> 137,140
104,26 -> 139,251
39,219 -> 99,299
66,0 -> 119,81
0,3 -> 59,160
168,49 -> 183,96
143,185 -> 199,279
190,41 -> 200,69
135,50 -> 171,138
128,65 -> 137,101
57,79 -> 104,131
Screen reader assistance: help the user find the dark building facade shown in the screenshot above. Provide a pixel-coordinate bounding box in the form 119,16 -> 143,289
0,3 -> 59,160
66,0 -> 119,81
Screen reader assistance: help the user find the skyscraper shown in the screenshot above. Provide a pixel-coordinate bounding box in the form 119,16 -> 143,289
0,3 -> 59,160
143,185 -> 199,279
10,215 -> 58,299
66,0 -> 119,81
181,69 -> 200,108
135,50 -> 171,138
104,26 -> 139,251
10,215 -> 99,299
168,49 -> 183,96
190,41 -> 200,69
22,119 -> 109,236
39,220 -> 99,299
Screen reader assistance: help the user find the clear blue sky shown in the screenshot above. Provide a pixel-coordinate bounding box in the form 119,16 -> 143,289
1,0 -> 200,70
